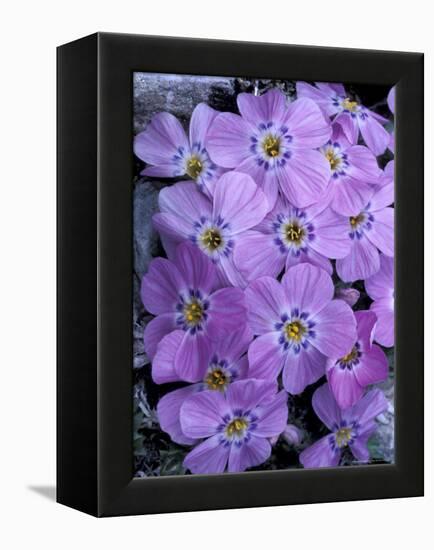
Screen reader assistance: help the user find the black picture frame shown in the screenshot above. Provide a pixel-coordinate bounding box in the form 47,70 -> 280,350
57,32 -> 424,517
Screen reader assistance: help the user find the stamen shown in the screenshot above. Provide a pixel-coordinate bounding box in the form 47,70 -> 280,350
226,417 -> 248,438
325,149 -> 341,170
335,427 -> 353,448
183,299 -> 203,326
340,347 -> 359,365
186,156 -> 203,179
284,222 -> 305,245
350,213 -> 365,229
263,135 -> 280,158
201,228 -> 223,251
285,320 -> 306,342
342,97 -> 358,112
205,368 -> 228,391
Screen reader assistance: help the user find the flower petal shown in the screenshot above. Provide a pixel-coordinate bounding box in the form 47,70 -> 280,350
226,378 -> 277,411
212,172 -> 268,234
180,390 -> 229,438
281,263 -> 334,317
228,436 -> 271,473
254,390 -> 288,437
248,332 -> 286,380
277,149 -> 331,207
311,299 -> 357,359
326,362 -> 364,410
183,434 -> 229,474
284,98 -> 332,148
237,88 -> 287,125
334,112 -> 359,145
366,208 -> 394,257
329,176 -> 374,217
343,389 -> 388,431
365,254 -> 394,301
346,144 -> 381,183
175,242 -> 217,295
189,103 -> 220,147
285,247 -> 333,275
300,435 -> 340,468
159,181 -> 212,224
245,277 -> 288,334
370,298 -> 394,347
234,230 -> 285,282
354,344 -> 389,388
207,287 -> 247,338
358,111 -> 390,155
206,112 -> 252,167
336,237 -> 380,282
213,325 -> 253,363
157,385 -> 201,445
134,112 -> 189,165
152,330 -> 184,384
174,331 -> 212,383
143,314 -> 176,359
312,383 -> 342,430
141,257 -> 184,315
309,206 -> 352,258
296,82 -> 340,117
282,344 -> 327,395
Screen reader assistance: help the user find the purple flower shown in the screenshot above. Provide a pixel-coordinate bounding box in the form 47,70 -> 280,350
300,383 -> 388,468
134,103 -> 224,196
179,379 -> 288,473
336,183 -> 394,282
234,195 -> 350,282
154,326 -> 252,445
141,241 -> 246,380
326,311 -> 388,409
206,88 -> 332,209
365,254 -> 394,347
387,87 -> 395,114
335,287 -> 360,307
319,125 -> 382,216
296,82 -> 390,156
153,172 -> 269,287
245,264 -> 357,395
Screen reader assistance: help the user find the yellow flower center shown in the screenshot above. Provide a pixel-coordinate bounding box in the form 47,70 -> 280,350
205,368 -> 228,391
263,135 -> 281,157
335,427 -> 353,448
340,346 -> 359,365
186,156 -> 203,179
225,417 -> 248,438
201,228 -> 223,251
285,320 -> 306,342
325,149 -> 341,170
342,97 -> 358,112
183,300 -> 203,325
284,222 -> 305,245
349,213 -> 365,229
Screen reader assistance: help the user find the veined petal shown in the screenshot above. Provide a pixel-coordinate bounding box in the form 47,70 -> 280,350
212,172 -> 268,234
358,113 -> 390,155
311,299 -> 357,359
134,112 -> 189,165
254,390 -> 288,437
327,362 -> 364,410
312,383 -> 342,430
354,344 -> 388,387
183,434 -> 229,474
343,389 -> 388,432
207,287 -> 247,338
284,98 -> 332,149
234,230 -> 285,282
283,344 -> 327,395
334,112 -> 358,145
329,176 -> 374,217
336,237 -> 380,282
237,88 -> 287,125
248,332 -> 286,381
213,325 -> 253,363
300,435 -> 340,468
189,103 -> 220,147
346,145 -> 381,183
285,247 -> 333,275
296,82 -> 340,117
157,385 -> 201,445
309,206 -> 352,258
143,314 -> 176,359
370,298 -> 394,347
282,263 -> 334,317
366,208 -> 394,257
228,436 -> 271,472
152,330 -> 184,384
206,112 -> 252,167
245,277 -> 288,335
141,257 -> 184,315
158,181 -> 212,223
174,331 -> 212,383
277,150 -> 331,207
180,390 -> 230,438
365,254 -> 394,300
175,241 -> 218,295
226,379 -> 278,411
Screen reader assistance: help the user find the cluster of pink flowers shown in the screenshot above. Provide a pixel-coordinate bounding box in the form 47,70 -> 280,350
135,82 -> 395,474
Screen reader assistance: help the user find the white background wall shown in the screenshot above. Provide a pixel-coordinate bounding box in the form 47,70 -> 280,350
0,0 -> 431,547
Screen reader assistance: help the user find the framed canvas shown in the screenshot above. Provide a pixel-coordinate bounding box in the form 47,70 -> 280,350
57,32 -> 424,517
